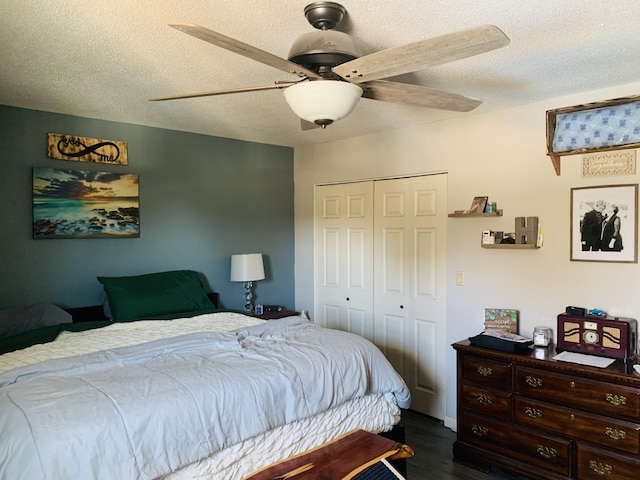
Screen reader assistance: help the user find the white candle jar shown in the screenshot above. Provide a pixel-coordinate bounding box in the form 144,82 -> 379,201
533,326 -> 552,347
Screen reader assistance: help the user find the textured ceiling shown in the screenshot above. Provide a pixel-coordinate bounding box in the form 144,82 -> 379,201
1,0 -> 638,147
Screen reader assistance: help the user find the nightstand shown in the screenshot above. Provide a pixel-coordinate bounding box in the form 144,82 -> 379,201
253,309 -> 299,320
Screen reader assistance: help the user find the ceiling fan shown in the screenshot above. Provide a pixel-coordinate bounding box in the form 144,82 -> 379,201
150,1 -> 509,128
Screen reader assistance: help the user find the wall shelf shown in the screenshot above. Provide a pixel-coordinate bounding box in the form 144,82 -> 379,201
448,210 -> 503,218
481,243 -> 539,249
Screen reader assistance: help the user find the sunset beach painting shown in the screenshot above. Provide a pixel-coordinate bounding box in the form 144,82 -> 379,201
33,167 -> 139,239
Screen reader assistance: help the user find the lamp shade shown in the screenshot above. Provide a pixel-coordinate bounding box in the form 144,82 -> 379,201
283,80 -> 363,126
230,254 -> 265,282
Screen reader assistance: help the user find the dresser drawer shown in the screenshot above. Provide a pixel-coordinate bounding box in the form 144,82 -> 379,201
460,412 -> 571,477
577,443 -> 640,480
514,396 -> 640,454
515,366 -> 640,420
461,384 -> 511,419
462,355 -> 512,391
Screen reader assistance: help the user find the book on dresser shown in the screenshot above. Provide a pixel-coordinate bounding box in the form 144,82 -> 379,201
453,339 -> 640,480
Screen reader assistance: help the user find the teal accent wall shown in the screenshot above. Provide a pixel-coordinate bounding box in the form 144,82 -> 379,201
0,105 -> 295,311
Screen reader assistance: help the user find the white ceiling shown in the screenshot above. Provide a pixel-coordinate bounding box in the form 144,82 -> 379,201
2,0 -> 638,147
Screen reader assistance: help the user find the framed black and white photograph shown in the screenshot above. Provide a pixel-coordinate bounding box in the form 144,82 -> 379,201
570,184 -> 638,263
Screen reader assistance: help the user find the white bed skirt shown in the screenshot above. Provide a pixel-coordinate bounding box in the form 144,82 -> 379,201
162,392 -> 401,480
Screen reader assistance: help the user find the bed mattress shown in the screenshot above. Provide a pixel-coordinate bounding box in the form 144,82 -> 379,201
0,312 -> 409,480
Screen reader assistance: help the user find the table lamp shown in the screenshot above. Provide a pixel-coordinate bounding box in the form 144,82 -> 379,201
230,253 -> 265,314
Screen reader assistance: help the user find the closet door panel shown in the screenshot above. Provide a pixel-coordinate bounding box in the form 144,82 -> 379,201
315,182 -> 374,341
374,175 -> 447,419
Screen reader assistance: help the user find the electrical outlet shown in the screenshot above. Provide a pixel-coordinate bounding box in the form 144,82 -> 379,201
456,271 -> 464,286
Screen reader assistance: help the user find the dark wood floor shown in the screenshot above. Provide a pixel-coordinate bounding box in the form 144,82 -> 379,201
401,409 -> 523,480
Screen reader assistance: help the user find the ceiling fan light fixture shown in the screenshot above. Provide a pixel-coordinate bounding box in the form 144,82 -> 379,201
283,80 -> 363,128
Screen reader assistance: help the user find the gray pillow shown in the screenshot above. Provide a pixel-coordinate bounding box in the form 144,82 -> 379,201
0,303 -> 72,338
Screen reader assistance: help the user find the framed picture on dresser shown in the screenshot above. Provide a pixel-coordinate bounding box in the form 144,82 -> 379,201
570,184 -> 638,263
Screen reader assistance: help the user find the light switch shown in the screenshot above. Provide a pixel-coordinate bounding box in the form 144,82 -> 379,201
456,271 -> 464,286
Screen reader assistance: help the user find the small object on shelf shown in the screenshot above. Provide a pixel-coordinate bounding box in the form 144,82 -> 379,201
514,217 -> 538,245
485,202 -> 497,213
501,232 -> 515,244
464,196 -> 488,214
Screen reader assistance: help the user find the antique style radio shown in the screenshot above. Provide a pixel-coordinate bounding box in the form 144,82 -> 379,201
557,313 -> 638,361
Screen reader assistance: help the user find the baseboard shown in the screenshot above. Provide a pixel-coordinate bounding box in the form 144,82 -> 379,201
443,415 -> 457,432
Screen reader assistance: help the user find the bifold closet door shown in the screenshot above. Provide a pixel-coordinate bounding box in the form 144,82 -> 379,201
373,174 -> 447,419
315,174 -> 447,419
314,181 -> 374,341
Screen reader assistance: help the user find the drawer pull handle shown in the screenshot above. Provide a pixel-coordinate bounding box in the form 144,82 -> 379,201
605,393 -> 627,406
525,376 -> 543,387
477,395 -> 493,405
536,445 -> 557,459
570,381 -> 576,388
525,407 -> 543,419
477,366 -> 493,376
471,425 -> 488,437
605,427 -> 626,440
589,460 -> 613,475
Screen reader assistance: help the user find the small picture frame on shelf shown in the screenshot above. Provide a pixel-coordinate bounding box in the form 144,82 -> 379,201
465,196 -> 488,214
500,232 -> 516,244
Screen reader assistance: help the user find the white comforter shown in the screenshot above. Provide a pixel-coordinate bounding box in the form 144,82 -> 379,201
0,314 -> 410,480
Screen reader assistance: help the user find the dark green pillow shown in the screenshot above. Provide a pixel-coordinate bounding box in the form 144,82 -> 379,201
97,270 -> 215,321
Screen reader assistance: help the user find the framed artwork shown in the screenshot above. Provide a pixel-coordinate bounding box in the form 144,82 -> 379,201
33,167 -> 139,239
484,308 -> 519,333
47,133 -> 128,165
570,184 -> 638,263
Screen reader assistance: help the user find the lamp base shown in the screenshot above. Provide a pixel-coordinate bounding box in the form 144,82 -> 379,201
243,281 -> 254,314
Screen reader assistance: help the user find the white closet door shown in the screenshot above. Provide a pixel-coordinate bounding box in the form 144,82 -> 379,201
314,182 -> 374,341
373,174 -> 447,419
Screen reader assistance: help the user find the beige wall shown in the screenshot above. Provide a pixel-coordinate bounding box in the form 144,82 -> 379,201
293,81 -> 640,426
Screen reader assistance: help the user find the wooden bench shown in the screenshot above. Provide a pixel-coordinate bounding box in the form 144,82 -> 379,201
243,429 -> 413,480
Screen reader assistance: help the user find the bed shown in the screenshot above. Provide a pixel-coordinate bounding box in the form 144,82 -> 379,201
0,270 -> 410,480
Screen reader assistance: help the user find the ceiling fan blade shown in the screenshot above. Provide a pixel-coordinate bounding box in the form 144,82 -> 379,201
334,25 -> 509,84
149,82 -> 297,101
169,24 -> 321,79
300,119 -> 320,131
362,80 -> 482,112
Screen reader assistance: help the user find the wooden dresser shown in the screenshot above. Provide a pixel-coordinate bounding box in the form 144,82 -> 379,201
453,340 -> 640,480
